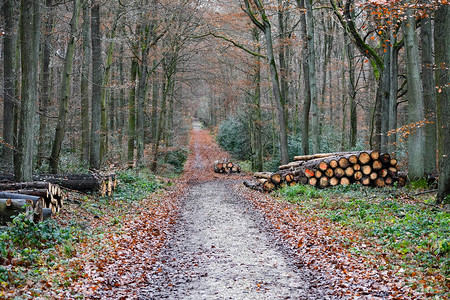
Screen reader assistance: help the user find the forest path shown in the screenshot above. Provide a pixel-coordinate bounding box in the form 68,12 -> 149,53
140,123 -> 333,299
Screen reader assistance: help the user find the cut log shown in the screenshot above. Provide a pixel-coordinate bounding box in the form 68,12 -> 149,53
263,180 -> 276,192
254,172 -> 272,180
319,177 -> 329,188
370,150 -> 380,160
297,176 -> 308,185
270,173 -> 282,185
374,177 -> 385,188
387,167 -> 398,177
324,168 -> 334,178
353,164 -> 361,171
305,169 -> 315,178
318,161 -> 328,172
361,165 -> 372,175
385,176 -> 394,185
361,176 -> 371,186
314,170 -> 323,178
372,160 -> 383,171
334,167 -> 345,178
378,169 -> 388,178
340,177 -> 351,186
0,198 -> 34,224
380,153 -> 391,165
358,152 -> 371,165
354,171 -> 363,181
344,167 -> 354,178
338,157 -> 350,169
308,177 -> 318,186
369,172 -> 378,181
329,177 -> 339,186
348,154 -> 358,165
390,158 -> 398,166
283,173 -> 295,183
329,159 -> 339,169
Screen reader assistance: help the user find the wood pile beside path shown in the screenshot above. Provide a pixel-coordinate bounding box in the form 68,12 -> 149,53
244,150 -> 407,193
214,159 -> 241,174
0,172 -> 117,223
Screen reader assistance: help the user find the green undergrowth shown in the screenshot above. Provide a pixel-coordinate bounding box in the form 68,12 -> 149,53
0,213 -> 81,292
0,170 -> 163,297
277,184 -> 450,295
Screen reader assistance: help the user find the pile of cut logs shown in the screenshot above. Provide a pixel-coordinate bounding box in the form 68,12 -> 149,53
244,150 -> 406,193
0,173 -> 117,224
214,159 -> 241,174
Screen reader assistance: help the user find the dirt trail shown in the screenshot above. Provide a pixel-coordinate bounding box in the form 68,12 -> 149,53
140,123 -> 334,299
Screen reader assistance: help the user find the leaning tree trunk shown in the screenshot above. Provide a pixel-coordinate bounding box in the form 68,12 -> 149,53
15,0 -> 41,182
435,4 -> 450,204
1,0 -> 19,172
49,0 -> 81,174
404,6 -> 424,181
90,3 -> 102,170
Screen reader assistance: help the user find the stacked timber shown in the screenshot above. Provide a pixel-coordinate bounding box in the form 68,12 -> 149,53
244,150 -> 406,193
0,182 -> 63,214
214,159 -> 241,174
0,173 -> 117,196
0,192 -> 52,225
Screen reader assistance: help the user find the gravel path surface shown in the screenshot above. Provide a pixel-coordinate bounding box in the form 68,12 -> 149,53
140,180 -> 335,299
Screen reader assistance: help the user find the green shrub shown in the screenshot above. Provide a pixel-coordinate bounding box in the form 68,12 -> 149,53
165,148 -> 189,174
114,170 -> 162,201
217,117 -> 251,160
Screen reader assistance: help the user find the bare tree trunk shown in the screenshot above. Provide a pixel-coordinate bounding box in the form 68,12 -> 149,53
252,27 -> 263,171
304,0 -> 319,153
434,5 -> 450,204
2,0 -> 19,172
150,58 -> 159,144
37,0 -> 53,169
404,6 -> 424,180
387,31 -> 400,155
127,59 -> 138,165
421,15 -> 437,175
90,3 -> 102,170
243,0 -> 289,165
15,0 -> 40,181
80,0 -> 90,163
49,0 -> 81,173
299,0 -> 310,155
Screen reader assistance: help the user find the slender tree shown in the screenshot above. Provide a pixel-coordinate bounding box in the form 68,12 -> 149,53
435,4 -> 450,204
49,0 -> 81,173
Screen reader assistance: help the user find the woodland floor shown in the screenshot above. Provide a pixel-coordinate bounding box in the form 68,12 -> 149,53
2,122 -> 446,299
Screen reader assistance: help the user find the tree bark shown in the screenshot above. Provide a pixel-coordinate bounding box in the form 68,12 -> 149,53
127,59 -> 138,165
253,28 -> 263,172
49,0 -> 81,173
90,3 -> 103,170
404,6 -> 424,180
1,0 -> 19,172
434,4 -> 450,204
243,0 -> 289,165
15,0 -> 40,182
421,15 -> 437,175
80,0 -> 91,163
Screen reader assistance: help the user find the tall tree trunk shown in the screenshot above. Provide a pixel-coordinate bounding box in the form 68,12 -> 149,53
80,0 -> 90,163
127,59 -> 138,165
243,0 -> 289,165
421,15 -> 437,175
299,0 -> 310,155
118,42 -> 125,156
90,3 -> 102,170
15,0 -> 40,181
387,32 -> 400,155
2,0 -> 19,172
151,78 -> 168,172
252,28 -> 263,172
434,4 -> 450,204
49,0 -> 81,173
404,6 -> 424,180
37,0 -> 53,169
136,28 -> 150,167
150,58 -> 159,144
304,0 -> 319,153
